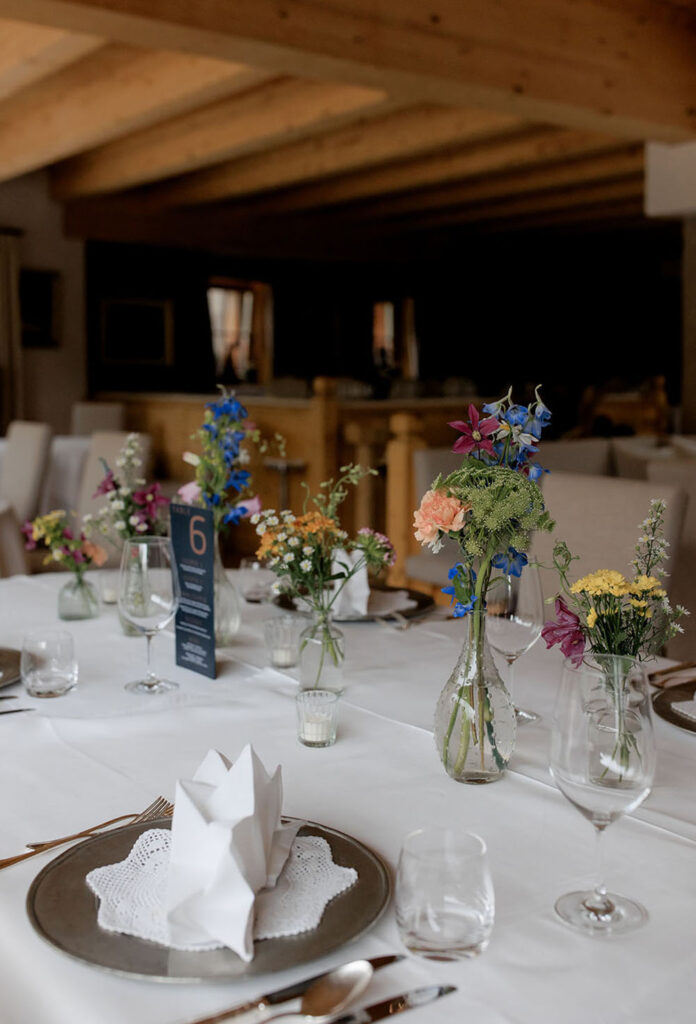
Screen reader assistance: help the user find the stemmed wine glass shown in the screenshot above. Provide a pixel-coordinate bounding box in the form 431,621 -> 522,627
549,656 -> 656,934
118,537 -> 180,695
485,566 -> 544,723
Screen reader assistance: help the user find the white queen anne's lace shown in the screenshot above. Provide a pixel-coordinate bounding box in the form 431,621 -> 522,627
87,830 -> 357,952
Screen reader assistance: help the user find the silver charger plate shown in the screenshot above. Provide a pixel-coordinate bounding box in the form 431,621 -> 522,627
26,818 -> 391,982
0,647 -> 20,688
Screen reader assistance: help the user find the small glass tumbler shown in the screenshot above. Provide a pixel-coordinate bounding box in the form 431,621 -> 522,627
296,690 -> 339,748
395,827 -> 494,960
21,629 -> 78,698
238,558 -> 274,603
264,615 -> 301,669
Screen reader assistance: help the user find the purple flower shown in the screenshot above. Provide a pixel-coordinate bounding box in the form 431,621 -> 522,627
541,598 -> 586,666
133,482 -> 169,509
93,469 -> 117,498
449,405 -> 500,458
21,521 -> 36,551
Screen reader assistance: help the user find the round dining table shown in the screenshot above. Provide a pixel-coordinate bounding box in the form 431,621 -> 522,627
0,569 -> 694,1024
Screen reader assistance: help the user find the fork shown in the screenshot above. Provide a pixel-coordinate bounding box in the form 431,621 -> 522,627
0,796 -> 173,870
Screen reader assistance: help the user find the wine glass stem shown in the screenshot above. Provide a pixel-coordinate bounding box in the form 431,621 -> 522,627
145,633 -> 157,689
506,657 -> 515,702
585,826 -> 614,917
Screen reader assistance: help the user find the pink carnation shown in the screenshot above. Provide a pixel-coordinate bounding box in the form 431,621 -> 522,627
177,481 -> 202,504
240,494 -> 262,518
413,489 -> 469,549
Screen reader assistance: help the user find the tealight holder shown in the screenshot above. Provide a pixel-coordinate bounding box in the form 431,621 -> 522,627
264,615 -> 302,669
296,689 -> 339,748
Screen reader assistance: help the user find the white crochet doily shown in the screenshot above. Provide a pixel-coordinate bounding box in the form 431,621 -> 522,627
86,829 -> 357,951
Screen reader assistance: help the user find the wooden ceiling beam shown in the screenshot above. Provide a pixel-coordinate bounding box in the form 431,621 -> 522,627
224,128 -> 636,216
334,146 -> 645,222
0,43 -> 267,183
52,78 -> 393,198
0,18 -> 102,101
0,0 -> 694,140
139,106 -> 527,207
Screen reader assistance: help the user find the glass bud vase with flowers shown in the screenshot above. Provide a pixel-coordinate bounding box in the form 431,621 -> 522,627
542,499 -> 687,933
22,511 -> 107,620
254,465 -> 395,693
177,388 -> 283,647
85,433 -> 170,635
415,386 -> 555,783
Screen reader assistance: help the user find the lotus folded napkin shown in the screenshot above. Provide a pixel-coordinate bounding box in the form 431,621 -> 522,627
166,745 -> 299,961
331,549 -> 370,618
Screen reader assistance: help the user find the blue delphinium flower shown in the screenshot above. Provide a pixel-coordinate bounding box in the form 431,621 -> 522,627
491,546 -> 528,577
526,462 -> 548,482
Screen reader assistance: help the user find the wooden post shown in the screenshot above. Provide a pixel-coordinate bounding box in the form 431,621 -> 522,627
343,420 -> 390,529
385,412 -> 425,587
309,377 -> 338,493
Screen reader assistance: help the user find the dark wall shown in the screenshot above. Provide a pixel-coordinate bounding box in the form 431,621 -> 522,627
86,221 -> 682,430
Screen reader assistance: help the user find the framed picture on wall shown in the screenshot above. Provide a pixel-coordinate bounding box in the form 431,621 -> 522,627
20,268 -> 61,348
101,298 -> 174,365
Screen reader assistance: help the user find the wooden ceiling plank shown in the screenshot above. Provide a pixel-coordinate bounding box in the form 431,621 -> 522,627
339,146 -> 645,221
140,106 -> 528,207
0,18 -> 102,101
222,129 -> 640,216
0,43 -> 269,183
0,0 -> 693,140
52,77 -> 393,198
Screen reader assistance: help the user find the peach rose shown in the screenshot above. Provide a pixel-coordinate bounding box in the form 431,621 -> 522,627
413,490 -> 469,550
82,540 -> 107,567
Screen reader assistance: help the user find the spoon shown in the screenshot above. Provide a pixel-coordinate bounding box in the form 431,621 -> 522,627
185,959 -> 373,1024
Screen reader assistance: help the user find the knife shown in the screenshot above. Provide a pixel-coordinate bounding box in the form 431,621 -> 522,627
334,984 -> 456,1024
182,955 -> 404,1024
0,695 -> 18,700
0,708 -> 34,715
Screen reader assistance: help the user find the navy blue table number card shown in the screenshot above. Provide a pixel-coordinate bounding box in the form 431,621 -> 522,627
171,503 -> 216,679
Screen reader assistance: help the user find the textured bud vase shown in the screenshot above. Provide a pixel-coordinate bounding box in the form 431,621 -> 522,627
434,609 -> 516,783
299,610 -> 345,694
213,534 -> 241,645
57,575 -> 99,621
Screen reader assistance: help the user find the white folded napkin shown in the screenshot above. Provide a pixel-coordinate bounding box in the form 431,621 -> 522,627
331,548 -> 370,618
367,589 -> 418,617
165,746 -> 299,960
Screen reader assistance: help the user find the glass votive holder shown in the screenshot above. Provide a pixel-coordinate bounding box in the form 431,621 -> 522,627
238,558 -> 274,603
264,615 -> 301,669
296,690 -> 339,748
395,827 -> 494,960
21,629 -> 78,698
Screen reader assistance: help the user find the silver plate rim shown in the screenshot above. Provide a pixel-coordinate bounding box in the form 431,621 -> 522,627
26,816 -> 391,984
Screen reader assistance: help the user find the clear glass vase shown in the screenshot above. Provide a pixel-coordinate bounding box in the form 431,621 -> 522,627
434,608 -> 516,783
57,575 -> 99,621
213,534 -> 241,646
299,610 -> 345,694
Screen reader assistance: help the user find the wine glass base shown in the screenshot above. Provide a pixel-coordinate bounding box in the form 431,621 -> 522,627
515,706 -> 541,724
554,890 -> 648,935
125,678 -> 179,695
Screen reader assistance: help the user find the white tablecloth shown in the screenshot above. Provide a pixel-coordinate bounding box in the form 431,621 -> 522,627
0,571 -> 695,1024
0,436 -> 89,517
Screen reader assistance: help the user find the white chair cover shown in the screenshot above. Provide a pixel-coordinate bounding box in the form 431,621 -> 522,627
70,402 -> 126,436
0,499 -> 27,577
0,420 -> 52,523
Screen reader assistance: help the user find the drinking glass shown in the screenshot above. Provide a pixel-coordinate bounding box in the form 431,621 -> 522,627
296,689 -> 339,747
238,558 -> 274,603
395,827 -> 494,960
118,537 -> 180,695
21,630 -> 77,698
549,656 -> 656,934
485,566 -> 544,723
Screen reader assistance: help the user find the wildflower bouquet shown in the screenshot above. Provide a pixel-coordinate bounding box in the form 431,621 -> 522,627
542,499 -> 688,665
178,388 -> 283,534
85,433 -> 169,547
415,386 -> 555,783
253,465 -> 395,689
23,510 -> 107,573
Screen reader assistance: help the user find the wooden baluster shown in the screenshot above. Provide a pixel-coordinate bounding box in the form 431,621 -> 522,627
309,377 -> 338,493
385,412 -> 425,587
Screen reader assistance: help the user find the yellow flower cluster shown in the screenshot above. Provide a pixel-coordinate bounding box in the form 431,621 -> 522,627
31,510 -> 65,542
571,569 -> 666,600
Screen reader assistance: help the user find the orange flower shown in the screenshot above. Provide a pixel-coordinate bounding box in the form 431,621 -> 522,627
82,540 -> 107,567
